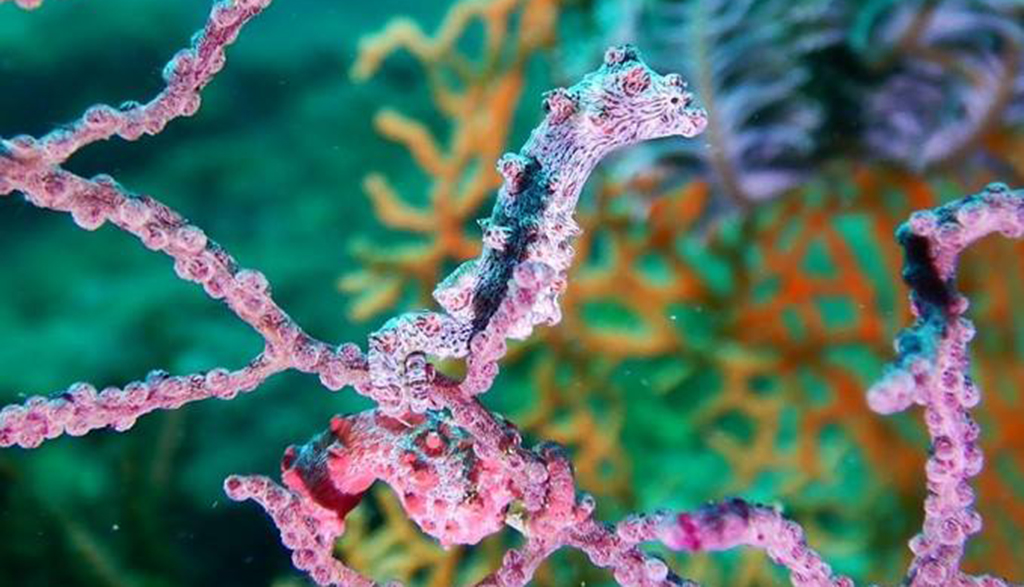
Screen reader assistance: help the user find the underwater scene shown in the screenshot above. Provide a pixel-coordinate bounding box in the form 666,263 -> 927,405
1,0 -> 1023,586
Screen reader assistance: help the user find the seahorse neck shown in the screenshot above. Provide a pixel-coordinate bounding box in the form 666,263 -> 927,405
520,122 -> 603,215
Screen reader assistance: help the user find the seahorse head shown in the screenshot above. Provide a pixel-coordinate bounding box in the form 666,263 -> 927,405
541,45 -> 708,154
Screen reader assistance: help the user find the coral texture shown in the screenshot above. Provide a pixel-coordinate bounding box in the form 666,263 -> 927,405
1,2 -> 1022,587
330,0 -> 1024,584
341,0 -> 561,320
0,0 -> 45,9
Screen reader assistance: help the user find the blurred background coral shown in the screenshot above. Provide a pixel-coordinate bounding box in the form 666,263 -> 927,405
0,0 -> 1021,585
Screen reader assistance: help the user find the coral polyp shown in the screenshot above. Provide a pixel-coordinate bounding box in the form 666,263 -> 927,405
1,1 -> 1022,586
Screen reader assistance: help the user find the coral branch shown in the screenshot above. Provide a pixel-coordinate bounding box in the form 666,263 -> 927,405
0,158 -> 370,447
865,183 -> 1024,586
341,0 -> 562,322
0,0 -> 370,448
647,499 -> 853,587
474,537 -> 559,587
228,46 -> 709,586
3,0 -> 1022,583
4,0 -> 275,167
224,474 -> 376,587
363,45 -> 707,416
0,359 -> 275,449
1,20 -> 715,581
0,0 -> 46,9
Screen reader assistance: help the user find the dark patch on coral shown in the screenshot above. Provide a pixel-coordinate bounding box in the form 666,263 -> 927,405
900,233 -> 951,310
470,155 -> 548,334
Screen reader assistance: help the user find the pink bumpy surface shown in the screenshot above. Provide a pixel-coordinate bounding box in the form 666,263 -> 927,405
2,0 -> 1022,585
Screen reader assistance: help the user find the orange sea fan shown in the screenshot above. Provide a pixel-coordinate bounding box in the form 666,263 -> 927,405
340,0 -> 561,321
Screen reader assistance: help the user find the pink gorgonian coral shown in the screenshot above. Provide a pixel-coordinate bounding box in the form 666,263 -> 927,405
0,0 -> 46,9
0,1 -> 1020,586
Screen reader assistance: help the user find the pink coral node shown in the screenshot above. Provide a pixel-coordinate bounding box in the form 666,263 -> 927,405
1,3 -> 1021,582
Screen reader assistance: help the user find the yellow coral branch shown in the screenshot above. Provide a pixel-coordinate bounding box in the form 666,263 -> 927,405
373,110 -> 451,178
361,174 -> 435,233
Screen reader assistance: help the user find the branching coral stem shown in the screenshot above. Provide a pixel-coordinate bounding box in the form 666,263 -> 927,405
0,0 -> 370,448
1,1 -> 1022,586
0,0 -> 46,9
